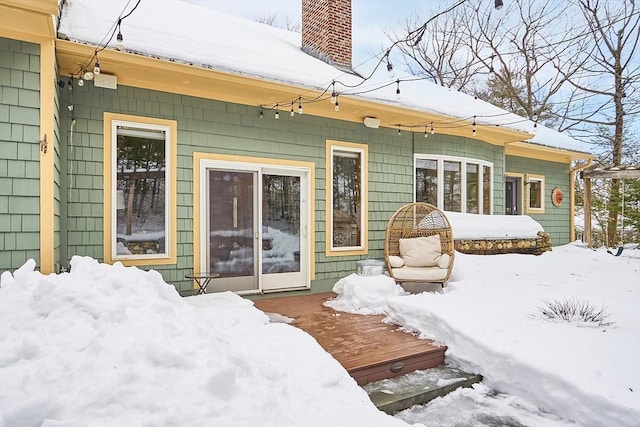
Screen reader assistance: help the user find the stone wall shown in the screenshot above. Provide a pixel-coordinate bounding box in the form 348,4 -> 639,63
454,231 -> 552,255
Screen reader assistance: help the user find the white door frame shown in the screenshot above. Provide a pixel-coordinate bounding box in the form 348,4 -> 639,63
199,159 -> 311,293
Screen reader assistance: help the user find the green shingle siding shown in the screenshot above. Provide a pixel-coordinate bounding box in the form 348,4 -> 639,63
505,155 -> 571,245
56,75 -> 572,292
0,37 -> 40,273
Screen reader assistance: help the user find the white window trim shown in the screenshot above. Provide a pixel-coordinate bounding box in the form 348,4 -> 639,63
414,154 -> 493,214
526,174 -> 545,213
327,141 -> 368,256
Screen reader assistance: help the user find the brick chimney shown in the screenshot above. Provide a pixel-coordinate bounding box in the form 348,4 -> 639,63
302,0 -> 352,71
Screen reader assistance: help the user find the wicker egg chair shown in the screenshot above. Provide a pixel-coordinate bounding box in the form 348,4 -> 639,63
384,202 -> 455,283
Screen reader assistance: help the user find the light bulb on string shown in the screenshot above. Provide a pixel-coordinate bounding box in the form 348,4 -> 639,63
334,95 -> 339,112
472,116 -> 477,136
424,127 -> 429,138
298,97 -> 303,114
259,108 -> 263,119
330,82 -> 337,104
274,104 -> 279,119
395,80 -> 401,99
385,50 -> 395,78
93,59 -> 101,75
78,77 -> 84,87
116,19 -> 124,51
290,103 -> 295,117
430,122 -> 435,135
397,126 -> 401,136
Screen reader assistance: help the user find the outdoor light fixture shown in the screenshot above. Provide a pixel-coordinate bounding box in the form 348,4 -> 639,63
363,117 -> 380,129
395,80 -> 401,99
275,104 -> 279,119
298,97 -> 303,114
495,0 -> 504,10
334,95 -> 340,112
78,77 -> 84,87
93,60 -> 101,75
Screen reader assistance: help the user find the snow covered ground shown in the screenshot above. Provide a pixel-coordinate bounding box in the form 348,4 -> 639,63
0,242 -> 638,426
328,242 -> 640,426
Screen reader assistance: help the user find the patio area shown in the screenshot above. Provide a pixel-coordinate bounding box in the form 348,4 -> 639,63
253,292 -> 447,385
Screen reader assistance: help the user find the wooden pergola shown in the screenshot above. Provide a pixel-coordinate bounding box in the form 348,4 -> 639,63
580,165 -> 640,246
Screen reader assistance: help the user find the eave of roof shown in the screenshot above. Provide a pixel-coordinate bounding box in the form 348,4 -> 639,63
56,39 -> 535,146
0,0 -> 58,42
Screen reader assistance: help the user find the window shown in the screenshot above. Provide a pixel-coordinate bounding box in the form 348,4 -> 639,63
104,113 -> 177,265
415,155 -> 493,214
326,141 -> 368,255
526,174 -> 545,213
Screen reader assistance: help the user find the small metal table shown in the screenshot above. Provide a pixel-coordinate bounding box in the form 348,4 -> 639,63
185,272 -> 220,295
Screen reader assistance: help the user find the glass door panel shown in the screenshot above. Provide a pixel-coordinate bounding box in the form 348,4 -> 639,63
505,177 -> 520,215
261,169 -> 308,291
208,169 -> 258,292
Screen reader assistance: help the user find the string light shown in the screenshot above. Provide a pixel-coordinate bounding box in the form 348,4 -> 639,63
274,104 -> 279,119
334,95 -> 340,112
78,77 -> 84,87
385,50 -> 394,78
430,122 -> 435,135
330,82 -> 337,104
259,108 -> 263,119
395,80 -> 401,99
93,58 -> 101,75
290,102 -> 295,117
116,19 -> 124,51
397,126 -> 402,136
298,97 -> 303,114
424,126 -> 429,138
472,116 -> 477,135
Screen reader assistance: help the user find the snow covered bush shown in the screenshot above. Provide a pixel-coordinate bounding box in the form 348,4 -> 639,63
533,297 -> 613,326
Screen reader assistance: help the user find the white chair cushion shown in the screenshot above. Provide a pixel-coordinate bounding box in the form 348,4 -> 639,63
399,235 -> 442,267
391,266 -> 448,282
437,253 -> 451,269
388,255 -> 405,268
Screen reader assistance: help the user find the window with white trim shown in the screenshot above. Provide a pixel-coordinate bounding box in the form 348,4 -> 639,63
104,113 -> 176,265
415,155 -> 493,214
526,174 -> 545,213
327,141 -> 368,254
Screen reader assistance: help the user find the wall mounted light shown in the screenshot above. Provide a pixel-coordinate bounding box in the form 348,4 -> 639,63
363,117 -> 380,129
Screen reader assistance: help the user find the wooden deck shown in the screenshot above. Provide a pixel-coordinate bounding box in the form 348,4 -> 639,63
253,293 -> 447,385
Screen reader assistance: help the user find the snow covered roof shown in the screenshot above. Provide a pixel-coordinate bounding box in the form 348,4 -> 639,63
57,0 -> 591,155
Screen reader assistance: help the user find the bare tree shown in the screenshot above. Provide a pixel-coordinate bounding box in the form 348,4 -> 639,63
556,0 -> 640,246
462,0 -> 589,122
390,8 -> 481,90
256,14 -> 301,33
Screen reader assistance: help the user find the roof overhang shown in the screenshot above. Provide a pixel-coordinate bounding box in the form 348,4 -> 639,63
56,39 -> 536,146
506,141 -> 593,164
0,0 -> 58,43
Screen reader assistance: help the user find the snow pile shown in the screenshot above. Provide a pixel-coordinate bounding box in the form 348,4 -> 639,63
445,212 -> 544,240
0,256 -> 408,427
57,0 -> 589,154
324,273 -> 407,315
328,243 -> 640,426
